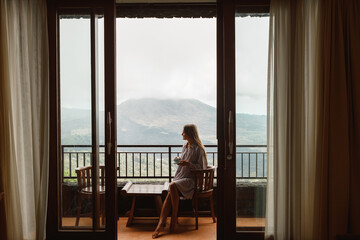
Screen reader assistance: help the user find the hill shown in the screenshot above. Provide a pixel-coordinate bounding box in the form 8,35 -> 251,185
61,98 -> 266,145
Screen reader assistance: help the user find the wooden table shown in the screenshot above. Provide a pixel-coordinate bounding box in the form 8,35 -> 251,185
121,182 -> 169,226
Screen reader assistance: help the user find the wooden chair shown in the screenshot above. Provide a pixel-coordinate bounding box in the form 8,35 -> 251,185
75,165 -> 119,226
190,165 -> 216,230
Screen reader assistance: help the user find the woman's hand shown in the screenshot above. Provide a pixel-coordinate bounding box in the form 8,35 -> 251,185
177,160 -> 190,166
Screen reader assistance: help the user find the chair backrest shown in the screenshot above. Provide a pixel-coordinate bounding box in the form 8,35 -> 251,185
75,166 -> 92,191
75,165 -> 118,191
191,166 -> 215,194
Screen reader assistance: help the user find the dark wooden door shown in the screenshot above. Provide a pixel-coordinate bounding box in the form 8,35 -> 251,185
217,0 -> 236,239
216,0 -> 269,239
47,0 -> 117,239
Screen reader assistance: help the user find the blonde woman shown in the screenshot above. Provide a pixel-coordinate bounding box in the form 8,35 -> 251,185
152,124 -> 208,239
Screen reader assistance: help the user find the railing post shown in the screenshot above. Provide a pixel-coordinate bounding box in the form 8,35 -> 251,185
168,146 -> 171,182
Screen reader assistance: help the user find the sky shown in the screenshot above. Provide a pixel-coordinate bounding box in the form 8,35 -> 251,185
60,16 -> 269,115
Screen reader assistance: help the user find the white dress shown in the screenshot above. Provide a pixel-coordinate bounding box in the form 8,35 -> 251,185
173,143 -> 207,199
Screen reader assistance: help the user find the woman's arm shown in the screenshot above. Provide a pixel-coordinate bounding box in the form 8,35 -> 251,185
177,144 -> 190,166
188,147 -> 206,170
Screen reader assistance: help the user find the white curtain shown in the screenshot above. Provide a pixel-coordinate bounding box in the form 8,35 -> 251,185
0,0 -> 49,239
266,0 -> 321,239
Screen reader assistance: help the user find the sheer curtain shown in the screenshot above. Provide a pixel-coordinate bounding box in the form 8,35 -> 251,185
0,0 -> 49,239
266,0 -> 322,239
267,0 -> 360,239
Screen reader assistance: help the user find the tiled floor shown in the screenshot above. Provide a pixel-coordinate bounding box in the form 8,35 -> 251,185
62,217 -> 265,239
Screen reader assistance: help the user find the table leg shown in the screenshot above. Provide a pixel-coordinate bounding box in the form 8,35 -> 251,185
126,196 -> 136,227
154,196 -> 162,216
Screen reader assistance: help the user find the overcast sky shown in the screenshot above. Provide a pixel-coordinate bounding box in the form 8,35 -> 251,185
60,16 -> 269,115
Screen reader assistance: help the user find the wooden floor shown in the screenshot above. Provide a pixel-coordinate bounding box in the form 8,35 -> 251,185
118,217 -> 215,240
63,217 -> 264,239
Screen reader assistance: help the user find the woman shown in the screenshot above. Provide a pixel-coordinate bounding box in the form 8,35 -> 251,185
152,124 -> 208,238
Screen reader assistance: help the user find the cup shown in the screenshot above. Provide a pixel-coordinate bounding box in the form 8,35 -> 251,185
173,156 -> 181,164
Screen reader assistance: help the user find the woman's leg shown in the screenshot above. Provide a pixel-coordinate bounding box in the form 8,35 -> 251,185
169,182 -> 180,232
152,193 -> 172,238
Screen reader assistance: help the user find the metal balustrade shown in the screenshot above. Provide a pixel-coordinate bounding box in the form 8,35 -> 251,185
61,145 -> 267,182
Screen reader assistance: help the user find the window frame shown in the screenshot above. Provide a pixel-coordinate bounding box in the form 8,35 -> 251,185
47,0 -> 270,239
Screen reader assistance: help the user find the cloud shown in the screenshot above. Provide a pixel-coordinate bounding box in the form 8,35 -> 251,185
60,16 -> 268,115
115,18 -> 216,107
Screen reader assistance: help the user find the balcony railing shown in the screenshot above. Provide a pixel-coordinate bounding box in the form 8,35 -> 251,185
61,145 -> 267,182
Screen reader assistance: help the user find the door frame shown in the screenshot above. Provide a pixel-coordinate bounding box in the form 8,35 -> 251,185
216,0 -> 236,239
216,0 -> 269,239
47,0 -> 117,239
47,0 -> 270,239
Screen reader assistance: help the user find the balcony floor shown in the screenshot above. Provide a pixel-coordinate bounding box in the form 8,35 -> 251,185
118,217 -> 215,239
62,217 -> 265,239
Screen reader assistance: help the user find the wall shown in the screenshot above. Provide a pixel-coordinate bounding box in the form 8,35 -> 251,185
62,181 -> 266,219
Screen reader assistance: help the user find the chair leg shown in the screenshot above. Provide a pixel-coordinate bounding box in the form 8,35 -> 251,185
101,195 -> 105,226
210,195 -> 216,223
76,194 -> 82,226
194,196 -> 199,230
191,198 -> 194,215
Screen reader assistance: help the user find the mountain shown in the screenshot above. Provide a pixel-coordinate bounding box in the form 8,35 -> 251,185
61,108 -> 92,145
117,98 -> 216,144
60,98 -> 266,145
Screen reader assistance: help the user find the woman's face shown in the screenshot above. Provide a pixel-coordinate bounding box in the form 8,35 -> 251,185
182,131 -> 189,141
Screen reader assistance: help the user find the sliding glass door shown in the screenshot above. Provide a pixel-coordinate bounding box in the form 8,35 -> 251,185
217,0 -> 269,239
47,1 -> 117,239
235,11 -> 269,232
48,0 -> 269,239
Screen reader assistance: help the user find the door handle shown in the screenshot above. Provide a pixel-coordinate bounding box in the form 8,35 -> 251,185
107,112 -> 112,155
227,110 -> 233,160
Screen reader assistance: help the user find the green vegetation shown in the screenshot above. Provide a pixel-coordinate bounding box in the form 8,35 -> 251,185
61,98 -> 266,145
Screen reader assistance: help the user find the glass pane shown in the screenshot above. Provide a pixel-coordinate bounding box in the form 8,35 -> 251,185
235,15 -> 269,230
116,17 -> 217,183
115,17 -> 217,229
60,14 -> 93,229
97,15 -> 106,229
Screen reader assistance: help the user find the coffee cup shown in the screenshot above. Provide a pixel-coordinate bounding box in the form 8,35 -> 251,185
173,156 -> 181,164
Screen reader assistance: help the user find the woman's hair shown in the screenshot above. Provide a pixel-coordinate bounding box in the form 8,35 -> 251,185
183,124 -> 208,166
